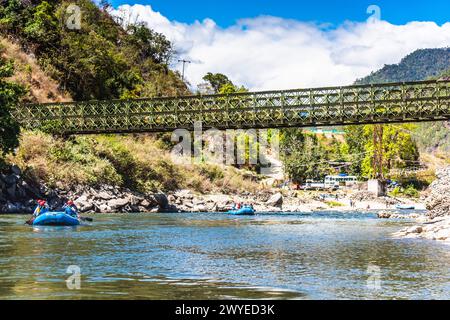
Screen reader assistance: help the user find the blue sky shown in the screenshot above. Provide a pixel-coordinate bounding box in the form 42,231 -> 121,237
109,1 -> 450,90
110,0 -> 450,27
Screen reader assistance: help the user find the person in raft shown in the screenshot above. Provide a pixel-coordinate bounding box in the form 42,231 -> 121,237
33,200 -> 49,217
63,200 -> 78,217
232,203 -> 241,210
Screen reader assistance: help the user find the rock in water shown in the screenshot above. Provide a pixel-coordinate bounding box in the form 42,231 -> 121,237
98,204 -> 112,213
377,211 -> 391,219
153,193 -> 169,210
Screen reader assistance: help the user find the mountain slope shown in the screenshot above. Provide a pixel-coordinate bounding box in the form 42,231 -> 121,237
0,37 -> 71,103
355,48 -> 450,155
0,0 -> 188,100
355,48 -> 450,84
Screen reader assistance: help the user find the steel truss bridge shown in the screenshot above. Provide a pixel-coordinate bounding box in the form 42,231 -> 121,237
13,80 -> 450,135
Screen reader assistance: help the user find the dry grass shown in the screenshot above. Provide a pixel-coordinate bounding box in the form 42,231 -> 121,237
93,135 -> 267,193
0,37 -> 71,103
8,132 -> 266,194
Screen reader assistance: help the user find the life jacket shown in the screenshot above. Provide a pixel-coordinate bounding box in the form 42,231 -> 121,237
65,206 -> 77,216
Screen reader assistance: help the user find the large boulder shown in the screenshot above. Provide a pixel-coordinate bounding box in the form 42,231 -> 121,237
153,193 -> 169,210
96,191 -> 114,200
193,204 -> 207,212
426,166 -> 450,219
267,192 -> 283,207
11,165 -> 21,176
6,184 -> 17,199
74,196 -> 94,213
107,197 -> 131,210
98,204 -> 112,213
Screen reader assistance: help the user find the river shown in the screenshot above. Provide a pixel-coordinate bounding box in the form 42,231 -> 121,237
0,211 -> 448,300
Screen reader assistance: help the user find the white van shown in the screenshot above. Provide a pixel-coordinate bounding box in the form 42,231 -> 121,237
324,175 -> 357,189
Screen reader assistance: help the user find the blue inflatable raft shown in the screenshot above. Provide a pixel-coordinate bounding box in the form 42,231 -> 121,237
228,207 -> 256,216
32,212 -> 80,226
395,204 -> 415,210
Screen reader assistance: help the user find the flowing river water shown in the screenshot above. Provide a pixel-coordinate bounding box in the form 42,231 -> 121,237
0,211 -> 448,300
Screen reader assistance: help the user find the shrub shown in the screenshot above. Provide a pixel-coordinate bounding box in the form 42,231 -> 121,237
325,200 -> 344,207
403,185 -> 419,198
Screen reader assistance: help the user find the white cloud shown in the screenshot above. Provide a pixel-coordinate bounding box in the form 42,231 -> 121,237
111,4 -> 450,91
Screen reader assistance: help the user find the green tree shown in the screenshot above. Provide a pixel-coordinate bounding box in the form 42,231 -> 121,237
125,22 -> 174,65
0,0 -> 188,101
202,72 -> 233,93
281,129 -> 329,183
218,82 -> 248,94
23,1 -> 58,46
0,56 -> 24,157
343,125 -> 366,176
357,124 -> 419,178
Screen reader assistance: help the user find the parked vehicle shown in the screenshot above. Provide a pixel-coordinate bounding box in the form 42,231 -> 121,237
303,180 -> 326,190
324,174 -> 357,189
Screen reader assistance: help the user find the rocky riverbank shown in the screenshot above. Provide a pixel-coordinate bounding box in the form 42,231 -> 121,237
0,164 -> 172,214
0,164 -> 423,215
392,166 -> 450,243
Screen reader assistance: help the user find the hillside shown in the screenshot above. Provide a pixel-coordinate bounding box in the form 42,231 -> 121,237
414,68 -> 450,154
355,48 -> 450,84
0,0 -> 265,207
355,48 -> 450,156
0,37 -> 71,103
0,0 -> 189,100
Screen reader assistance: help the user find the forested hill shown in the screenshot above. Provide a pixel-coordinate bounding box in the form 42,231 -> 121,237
354,48 -> 450,155
0,0 -> 188,102
355,48 -> 450,84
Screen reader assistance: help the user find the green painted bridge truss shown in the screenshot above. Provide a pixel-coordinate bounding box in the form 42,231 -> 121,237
13,80 -> 450,134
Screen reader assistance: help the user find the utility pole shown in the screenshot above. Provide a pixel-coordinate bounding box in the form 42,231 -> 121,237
373,124 -> 384,179
178,59 -> 191,82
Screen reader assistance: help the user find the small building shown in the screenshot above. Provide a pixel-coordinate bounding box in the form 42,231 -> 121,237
368,179 -> 386,196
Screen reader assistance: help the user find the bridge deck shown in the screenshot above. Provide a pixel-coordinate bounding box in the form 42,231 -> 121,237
13,80 -> 450,134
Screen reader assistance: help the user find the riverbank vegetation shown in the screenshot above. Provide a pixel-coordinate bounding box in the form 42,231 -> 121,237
8,131 -> 264,194
0,49 -> 23,161
280,124 -> 420,182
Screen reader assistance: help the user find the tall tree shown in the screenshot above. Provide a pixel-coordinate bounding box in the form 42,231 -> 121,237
125,22 -> 174,65
281,129 -> 329,183
0,56 -> 24,157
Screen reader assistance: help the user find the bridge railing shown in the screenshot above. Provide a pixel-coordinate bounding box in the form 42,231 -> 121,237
12,79 -> 450,134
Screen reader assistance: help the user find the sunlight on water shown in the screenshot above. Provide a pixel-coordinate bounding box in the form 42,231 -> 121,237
0,212 -> 448,300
